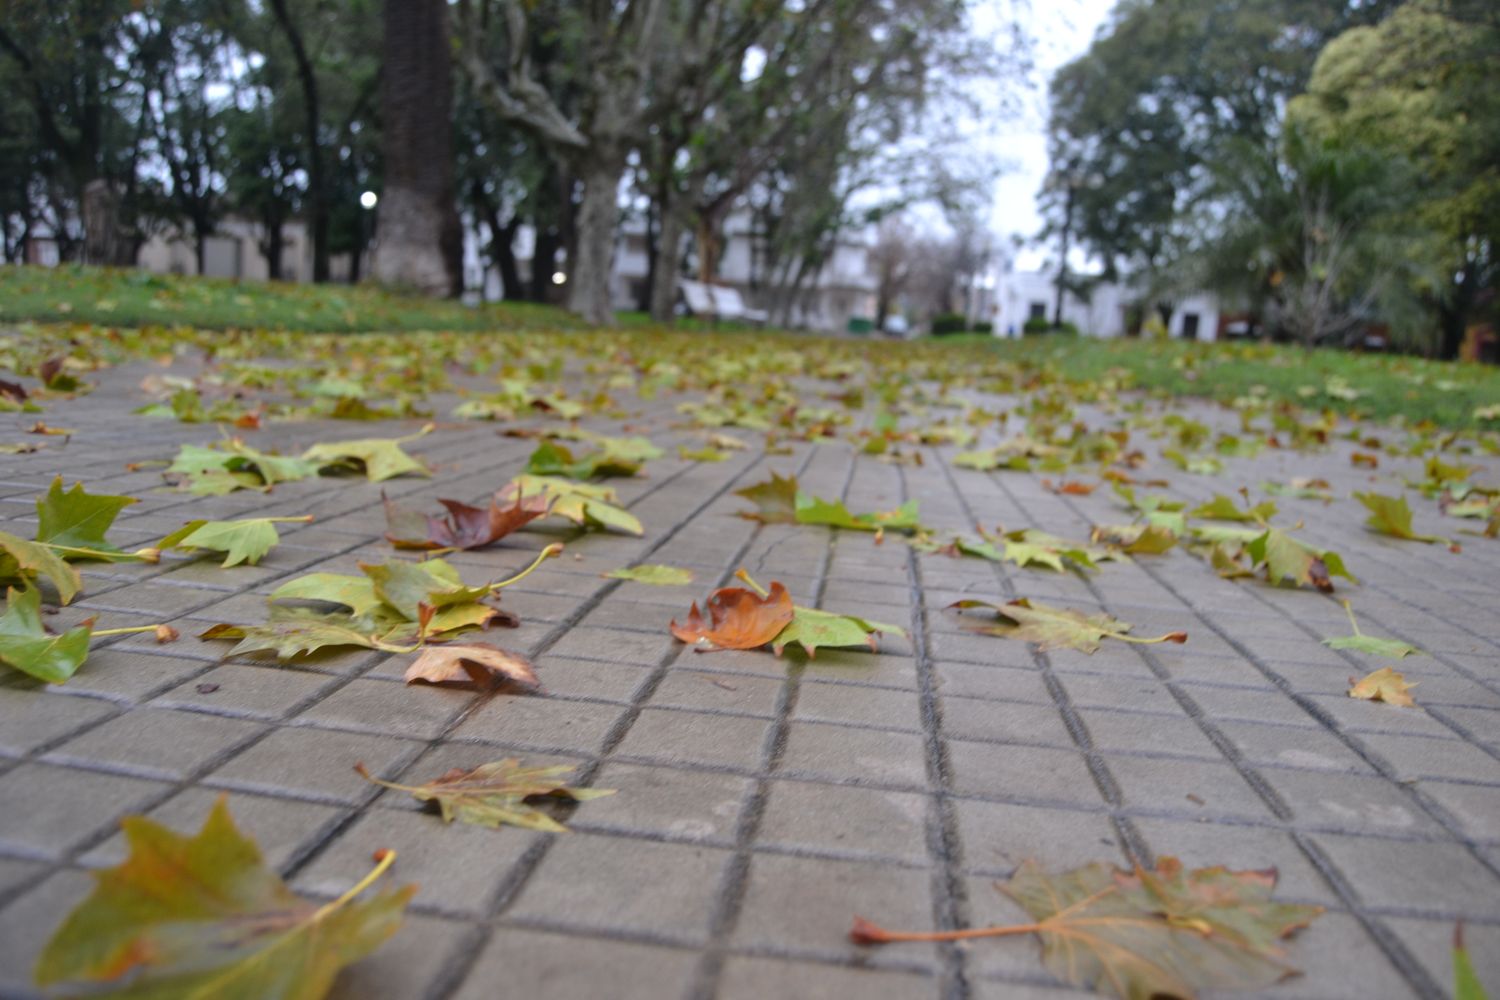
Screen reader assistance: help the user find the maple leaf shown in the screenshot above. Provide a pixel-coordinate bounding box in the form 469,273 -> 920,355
166,440 -> 317,494
0,586 -> 91,683
1002,529 -> 1117,573
1322,601 -> 1421,660
362,559 -> 491,620
0,530 -> 82,604
670,581 -> 795,651
1354,492 -> 1449,546
200,608 -> 392,660
158,516 -> 311,567
34,477 -> 137,554
404,642 -> 538,690
498,476 -> 643,536
1261,478 -> 1333,501
34,796 -> 412,997
851,856 -> 1322,1000
795,493 -> 921,534
1091,523 -> 1177,555
383,491 -> 551,550
1042,479 -> 1098,495
1190,494 -> 1276,523
604,564 -> 695,585
732,471 -> 799,523
271,573 -> 386,617
1246,528 -> 1357,593
948,598 -> 1186,654
1349,667 -> 1417,708
302,430 -> 430,481
524,440 -> 641,479
356,759 -> 614,832
771,606 -> 905,657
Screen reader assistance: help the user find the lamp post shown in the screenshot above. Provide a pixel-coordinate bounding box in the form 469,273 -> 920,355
359,191 -> 378,282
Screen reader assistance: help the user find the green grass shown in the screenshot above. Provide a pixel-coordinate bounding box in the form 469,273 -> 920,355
0,264 -> 583,333
978,334 -> 1500,430
4,264 -> 1497,429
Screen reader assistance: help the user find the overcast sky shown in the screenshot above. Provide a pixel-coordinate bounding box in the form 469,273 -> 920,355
974,0 -> 1116,270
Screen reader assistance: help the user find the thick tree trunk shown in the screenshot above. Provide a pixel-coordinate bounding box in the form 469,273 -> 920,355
268,0 -> 330,283
567,156 -> 623,326
81,179 -> 129,266
371,0 -> 462,296
649,198 -> 687,322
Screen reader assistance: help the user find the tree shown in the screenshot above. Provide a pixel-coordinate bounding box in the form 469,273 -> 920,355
456,0 -> 664,324
1288,0 -> 1500,356
370,0 -> 462,296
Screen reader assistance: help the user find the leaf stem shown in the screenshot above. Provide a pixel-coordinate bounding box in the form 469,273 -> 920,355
310,847 -> 397,923
263,515 -> 316,524
850,916 -> 1041,945
734,568 -> 769,597
1114,630 -> 1188,645
39,541 -> 152,562
91,624 -> 169,638
486,543 -> 564,591
1341,599 -> 1362,636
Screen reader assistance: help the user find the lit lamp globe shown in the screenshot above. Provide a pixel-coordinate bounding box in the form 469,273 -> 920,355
359,191 -> 379,210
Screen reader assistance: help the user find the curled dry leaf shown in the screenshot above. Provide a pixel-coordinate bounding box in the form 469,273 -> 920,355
404,642 -> 538,690
670,582 -> 794,651
384,491 -> 552,550
1348,667 -> 1417,708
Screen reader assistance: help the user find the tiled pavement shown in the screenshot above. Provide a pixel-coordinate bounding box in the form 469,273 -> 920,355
1,352 -> 1498,999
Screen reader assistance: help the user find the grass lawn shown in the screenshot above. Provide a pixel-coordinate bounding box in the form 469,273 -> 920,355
3,264 -> 1498,429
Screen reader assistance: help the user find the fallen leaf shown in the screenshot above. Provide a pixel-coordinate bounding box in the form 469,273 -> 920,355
34,796 -> 412,997
1351,451 -> 1380,468
1322,601 -> 1420,660
1091,523 -> 1178,555
851,856 -> 1322,1000
948,598 -> 1186,654
34,477 -> 137,554
302,430 -> 430,481
771,606 -> 905,657
670,582 -> 794,651
158,516 -> 309,567
404,643 -> 537,689
1246,528 -> 1356,592
1042,479 -> 1098,495
356,759 -> 614,832
1354,492 -> 1448,545
605,565 -> 695,585
1349,667 -> 1417,707
0,586 -> 91,683
384,491 -> 551,550
498,476 -> 642,536
1454,922 -> 1489,1000
733,471 -> 798,523
0,530 -> 82,604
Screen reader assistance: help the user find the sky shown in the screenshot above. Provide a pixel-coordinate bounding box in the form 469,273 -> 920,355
972,0 -> 1117,270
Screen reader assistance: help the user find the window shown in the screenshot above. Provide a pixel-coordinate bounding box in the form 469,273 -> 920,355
1181,313 -> 1200,339
1028,301 -> 1047,321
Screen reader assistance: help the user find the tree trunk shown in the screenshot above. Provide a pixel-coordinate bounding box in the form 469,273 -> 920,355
371,0 -> 462,297
493,217 -> 521,300
268,0 -> 330,283
567,155 -> 623,326
194,228 -> 207,275
81,179 -> 125,266
649,197 -> 687,322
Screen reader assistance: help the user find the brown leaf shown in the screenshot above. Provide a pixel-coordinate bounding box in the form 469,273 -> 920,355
404,642 -> 538,690
384,491 -> 551,550
1350,451 -> 1379,469
670,582 -> 794,651
1042,479 -> 1098,495
0,378 -> 27,404
1348,667 -> 1416,708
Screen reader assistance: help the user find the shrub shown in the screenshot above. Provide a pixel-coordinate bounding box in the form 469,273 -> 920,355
931,312 -> 968,335
972,320 -> 994,334
1055,321 -> 1080,336
1023,317 -> 1050,335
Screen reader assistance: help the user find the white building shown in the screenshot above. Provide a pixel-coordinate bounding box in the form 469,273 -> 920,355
994,268 -> 1221,341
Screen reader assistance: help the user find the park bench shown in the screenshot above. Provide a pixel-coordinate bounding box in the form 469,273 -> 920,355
679,279 -> 769,326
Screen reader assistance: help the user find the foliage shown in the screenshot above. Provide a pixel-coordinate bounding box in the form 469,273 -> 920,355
357,760 -> 614,833
931,312 -> 969,335
34,796 -> 412,998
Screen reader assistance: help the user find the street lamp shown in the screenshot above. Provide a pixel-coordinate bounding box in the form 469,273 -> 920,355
360,190 -> 378,210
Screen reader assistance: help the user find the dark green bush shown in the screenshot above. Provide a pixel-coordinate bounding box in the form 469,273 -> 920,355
1023,317 -> 1050,335
972,320 -> 994,334
931,312 -> 968,335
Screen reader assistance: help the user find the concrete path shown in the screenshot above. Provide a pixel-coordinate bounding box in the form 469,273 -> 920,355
1,337 -> 1497,999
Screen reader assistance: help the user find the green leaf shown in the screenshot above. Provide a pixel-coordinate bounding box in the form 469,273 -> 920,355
34,796 -> 412,997
1354,491 -> 1446,544
772,606 -> 905,657
794,493 -> 921,533
1189,494 -> 1276,523
1002,529 -> 1116,573
1247,528 -> 1357,592
0,530 -> 82,604
302,434 -> 429,481
1455,922 -> 1491,1000
524,440 -> 640,479
604,565 -> 695,585
0,586 -> 91,683
159,518 -> 287,567
1091,523 -> 1178,554
270,574 -> 384,617
361,559 -> 489,620
34,477 -> 136,553
1324,634 -> 1420,659
358,759 -> 615,833
501,476 -> 643,536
